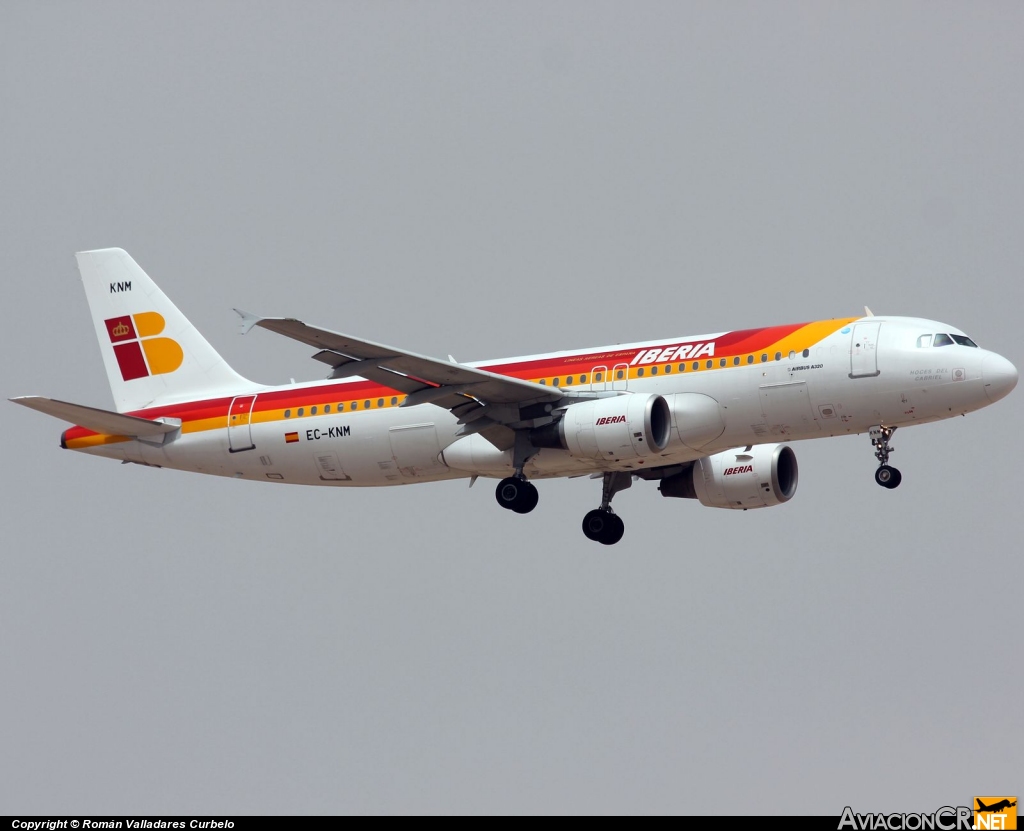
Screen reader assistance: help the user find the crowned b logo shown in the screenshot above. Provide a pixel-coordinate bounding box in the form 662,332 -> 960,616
104,312 -> 184,381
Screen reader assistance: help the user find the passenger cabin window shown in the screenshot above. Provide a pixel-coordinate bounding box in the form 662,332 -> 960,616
916,335 -> 932,348
933,333 -> 954,347
951,335 -> 978,347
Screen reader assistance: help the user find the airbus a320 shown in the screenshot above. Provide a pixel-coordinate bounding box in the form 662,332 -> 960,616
12,249 -> 1018,544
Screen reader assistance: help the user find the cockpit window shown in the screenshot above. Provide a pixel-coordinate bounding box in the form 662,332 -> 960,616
950,334 -> 978,347
916,335 -> 932,348
933,333 -> 954,347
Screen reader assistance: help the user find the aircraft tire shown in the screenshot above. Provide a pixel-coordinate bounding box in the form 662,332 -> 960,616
512,481 -> 539,514
582,509 -> 624,544
496,477 -> 537,513
601,513 -> 625,545
875,465 -> 901,489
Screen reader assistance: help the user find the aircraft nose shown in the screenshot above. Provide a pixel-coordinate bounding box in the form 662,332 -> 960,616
982,352 -> 1018,403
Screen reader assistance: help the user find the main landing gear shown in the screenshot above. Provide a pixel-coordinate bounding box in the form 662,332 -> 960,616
582,472 -> 631,546
496,470 -> 632,545
495,475 -> 539,514
870,425 -> 902,489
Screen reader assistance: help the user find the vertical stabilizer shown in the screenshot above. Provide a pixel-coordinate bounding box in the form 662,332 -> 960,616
76,248 -> 250,412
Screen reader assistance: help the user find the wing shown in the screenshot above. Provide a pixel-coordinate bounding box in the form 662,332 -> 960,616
237,312 -> 569,450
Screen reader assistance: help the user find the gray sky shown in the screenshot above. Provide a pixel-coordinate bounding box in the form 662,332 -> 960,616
2,1 -> 1021,815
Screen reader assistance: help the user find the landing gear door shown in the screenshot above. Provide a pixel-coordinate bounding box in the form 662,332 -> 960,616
850,322 -> 882,378
228,394 -> 257,452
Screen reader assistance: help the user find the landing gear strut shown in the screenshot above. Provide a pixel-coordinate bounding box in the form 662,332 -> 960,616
870,425 -> 902,489
582,472 -> 631,545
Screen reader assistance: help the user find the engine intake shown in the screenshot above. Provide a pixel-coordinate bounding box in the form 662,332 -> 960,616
531,394 -> 671,461
660,444 -> 798,509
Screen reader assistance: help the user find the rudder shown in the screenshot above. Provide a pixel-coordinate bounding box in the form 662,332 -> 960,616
77,248 -> 250,412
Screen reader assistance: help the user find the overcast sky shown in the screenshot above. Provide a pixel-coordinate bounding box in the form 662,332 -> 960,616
2,1 -> 1021,815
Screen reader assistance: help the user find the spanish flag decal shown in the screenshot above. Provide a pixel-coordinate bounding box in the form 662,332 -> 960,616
285,432 -> 299,444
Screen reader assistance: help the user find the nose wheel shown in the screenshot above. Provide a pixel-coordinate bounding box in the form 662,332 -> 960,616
874,465 -> 902,489
870,426 -> 902,489
495,475 -> 539,514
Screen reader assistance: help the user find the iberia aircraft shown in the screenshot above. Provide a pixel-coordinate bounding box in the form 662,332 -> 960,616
11,249 -> 1019,544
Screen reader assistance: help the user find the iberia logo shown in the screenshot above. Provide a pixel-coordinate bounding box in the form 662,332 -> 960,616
104,312 -> 183,381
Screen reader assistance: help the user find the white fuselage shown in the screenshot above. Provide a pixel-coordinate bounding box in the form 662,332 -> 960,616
72,316 -> 1014,488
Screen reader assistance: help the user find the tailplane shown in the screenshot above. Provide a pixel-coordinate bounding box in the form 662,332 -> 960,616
77,248 -> 250,412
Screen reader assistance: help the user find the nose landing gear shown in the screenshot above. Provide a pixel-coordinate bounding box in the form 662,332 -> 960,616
870,426 -> 902,489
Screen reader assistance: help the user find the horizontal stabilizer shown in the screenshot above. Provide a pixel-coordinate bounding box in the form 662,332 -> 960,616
10,396 -> 180,437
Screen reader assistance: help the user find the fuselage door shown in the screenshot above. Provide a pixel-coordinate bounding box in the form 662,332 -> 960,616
612,363 -> 629,391
591,365 -> 608,392
228,394 -> 257,452
850,322 -> 882,378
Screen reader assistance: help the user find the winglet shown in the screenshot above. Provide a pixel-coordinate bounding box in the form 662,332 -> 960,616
864,306 -> 875,317
233,308 -> 263,335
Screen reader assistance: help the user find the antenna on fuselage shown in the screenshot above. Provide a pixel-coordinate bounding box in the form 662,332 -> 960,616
864,306 -> 875,317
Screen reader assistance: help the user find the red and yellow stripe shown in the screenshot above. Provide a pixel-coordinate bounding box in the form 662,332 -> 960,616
62,318 -> 856,449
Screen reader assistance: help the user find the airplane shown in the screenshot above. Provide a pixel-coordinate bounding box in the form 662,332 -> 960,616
10,248 -> 1019,545
976,800 -> 1017,814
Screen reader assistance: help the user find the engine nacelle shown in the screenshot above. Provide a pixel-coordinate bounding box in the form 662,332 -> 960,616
531,394 -> 671,461
660,443 -> 798,509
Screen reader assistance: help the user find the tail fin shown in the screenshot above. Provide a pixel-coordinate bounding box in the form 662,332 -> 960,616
77,248 -> 250,412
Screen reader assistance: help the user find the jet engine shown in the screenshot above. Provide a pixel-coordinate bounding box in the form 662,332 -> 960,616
659,443 -> 798,509
530,394 -> 671,461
